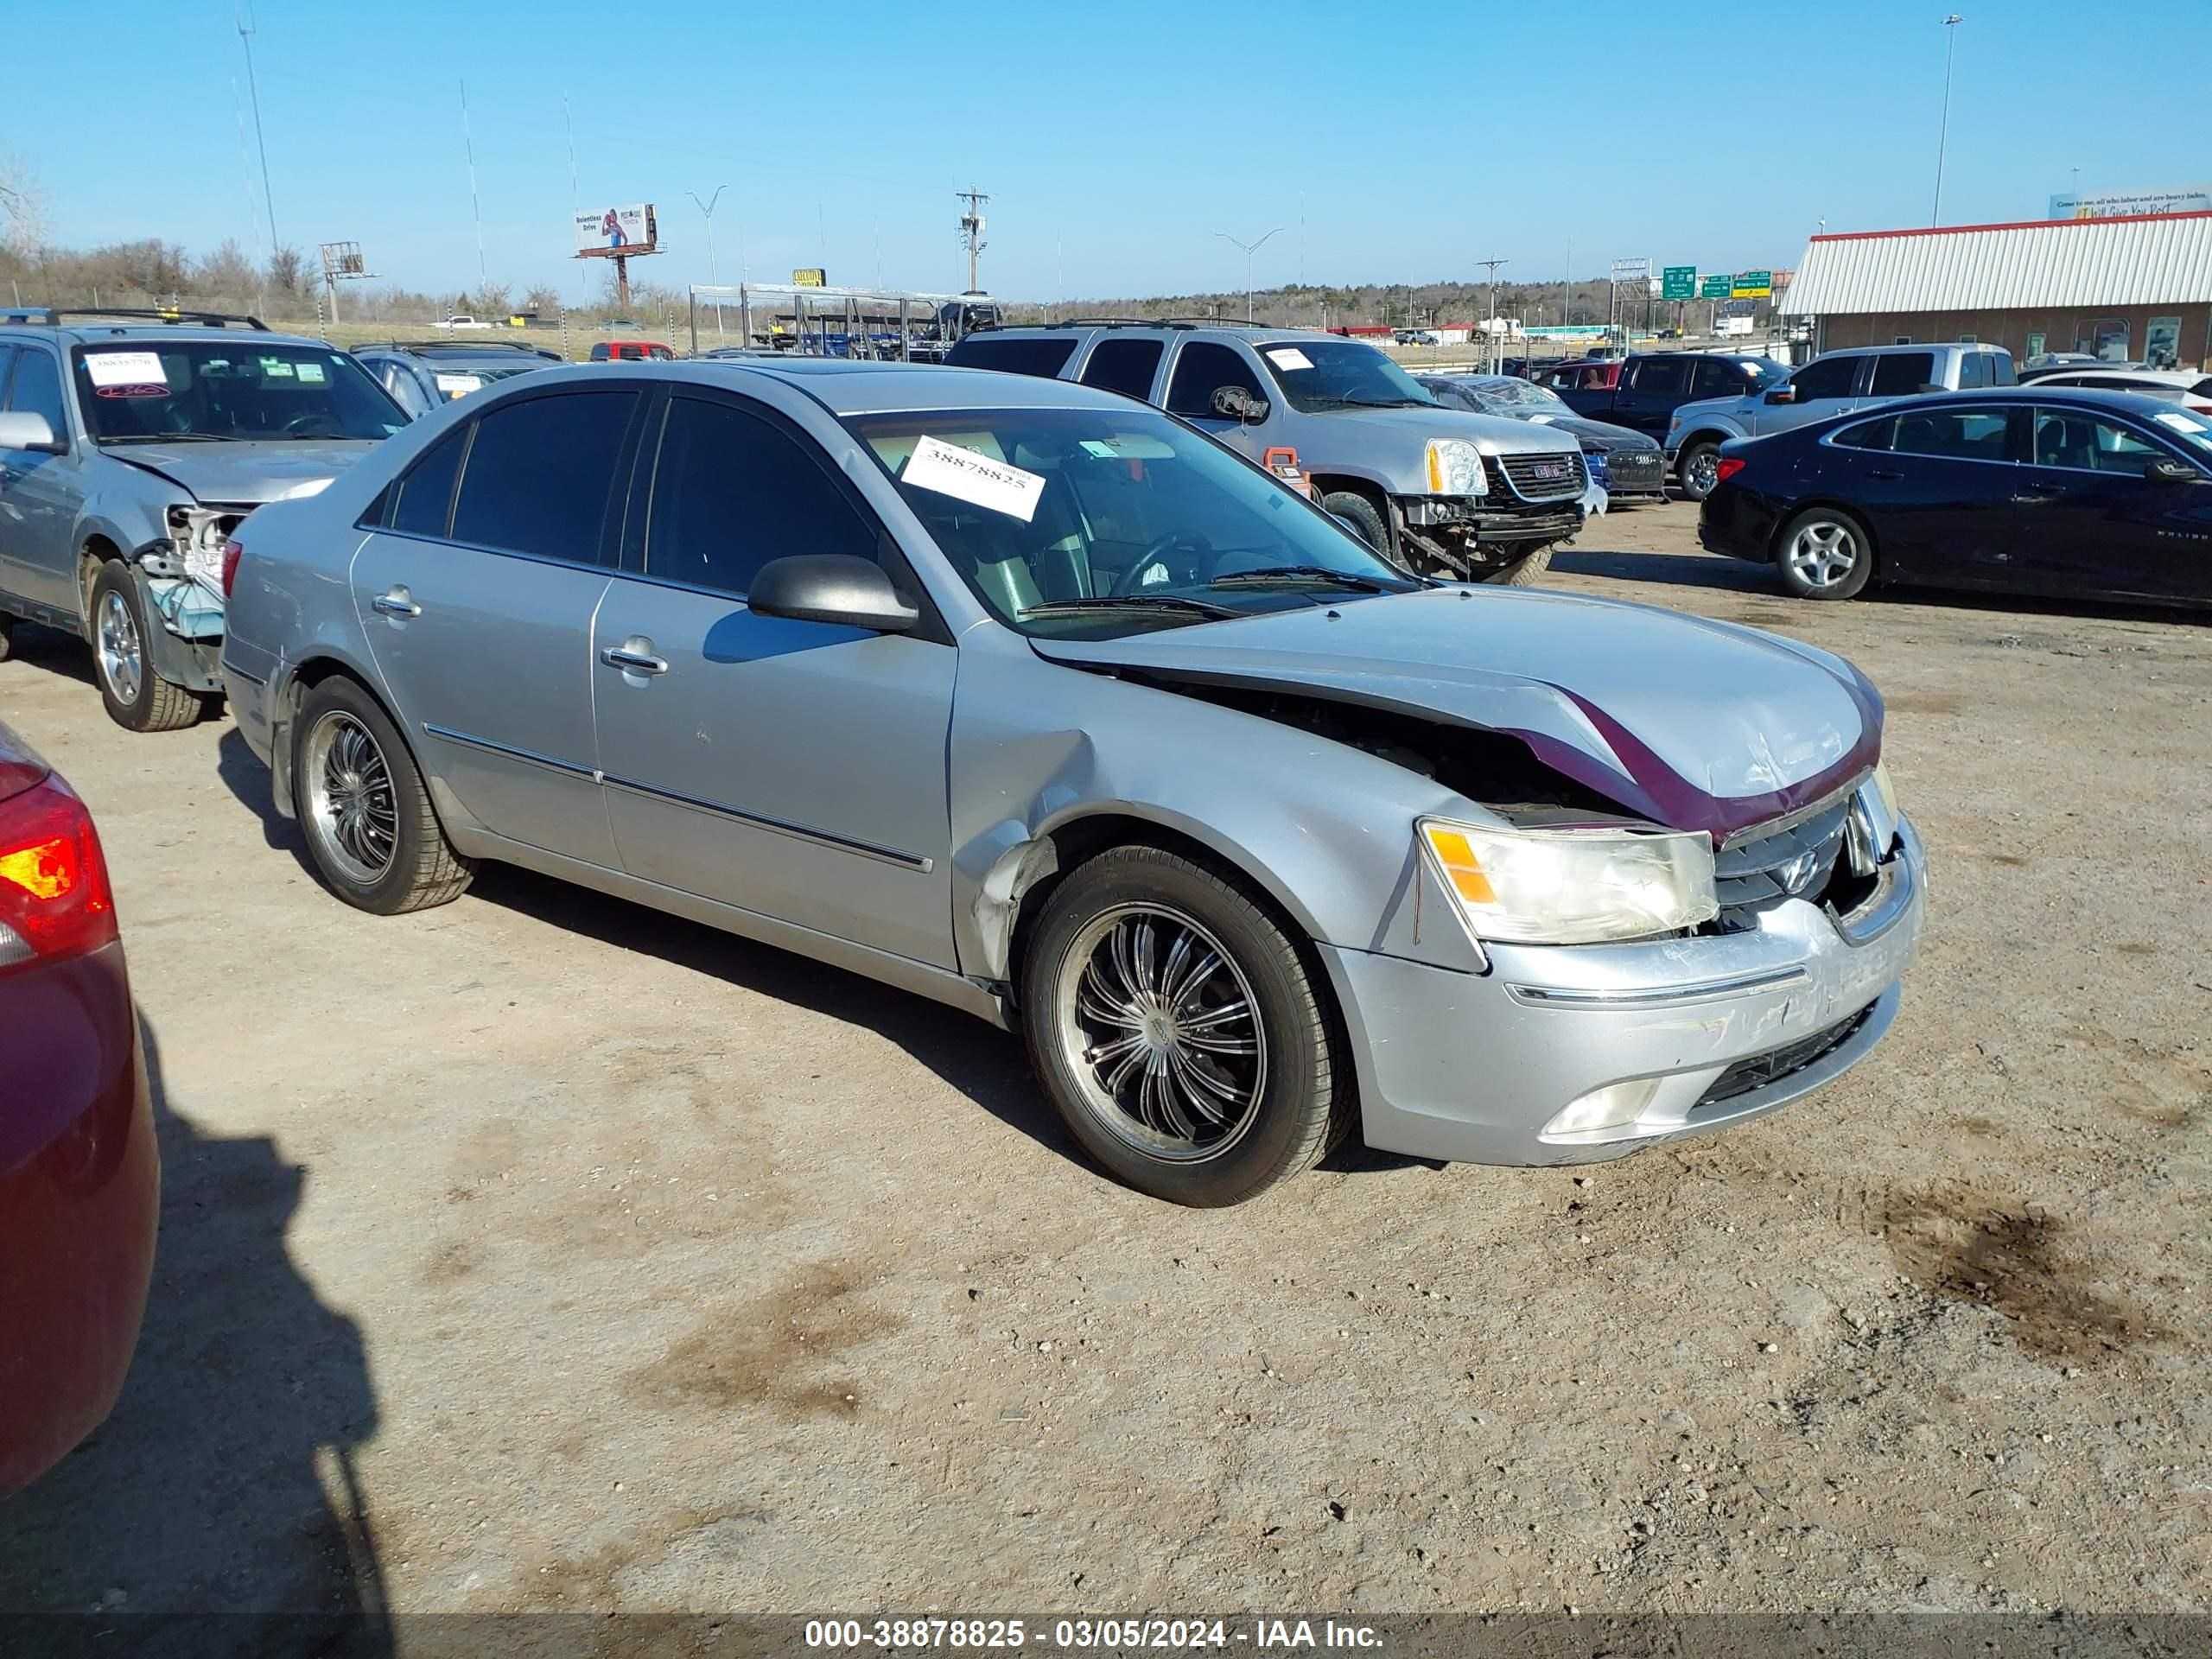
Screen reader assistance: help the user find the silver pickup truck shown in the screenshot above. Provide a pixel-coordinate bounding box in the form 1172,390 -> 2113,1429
949,322 -> 1594,584
1664,341 -> 2018,499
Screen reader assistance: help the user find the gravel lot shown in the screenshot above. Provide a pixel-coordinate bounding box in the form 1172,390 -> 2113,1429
2,503 -> 2206,1624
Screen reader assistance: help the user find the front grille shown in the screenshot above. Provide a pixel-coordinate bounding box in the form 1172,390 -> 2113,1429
1603,451 -> 1665,488
1694,1003 -> 1875,1110
1497,450 -> 1587,501
1713,800 -> 1851,924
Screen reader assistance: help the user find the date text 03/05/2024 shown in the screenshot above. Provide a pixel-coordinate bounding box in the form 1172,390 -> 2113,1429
804,1618 -> 1383,1650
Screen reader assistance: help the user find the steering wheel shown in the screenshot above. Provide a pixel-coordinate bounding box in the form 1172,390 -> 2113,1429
1113,531 -> 1212,596
283,412 -> 342,438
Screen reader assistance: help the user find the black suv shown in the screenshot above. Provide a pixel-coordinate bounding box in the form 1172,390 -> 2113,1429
1545,352 -> 1790,440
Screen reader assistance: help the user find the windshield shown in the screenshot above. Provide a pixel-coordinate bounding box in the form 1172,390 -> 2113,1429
1741,358 -> 1792,386
842,405 -> 1421,639
72,341 -> 406,442
1255,339 -> 1437,413
2151,409 -> 2212,458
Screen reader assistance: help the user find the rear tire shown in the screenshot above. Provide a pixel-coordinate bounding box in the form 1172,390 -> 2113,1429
89,563 -> 201,733
1486,546 -> 1553,586
292,677 -> 474,914
1677,441 -> 1722,502
1020,846 -> 1345,1207
1320,491 -> 1389,556
0,612 -> 15,663
1775,507 -> 1875,601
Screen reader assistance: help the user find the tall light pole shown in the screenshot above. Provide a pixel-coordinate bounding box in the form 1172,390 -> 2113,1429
235,5 -> 278,256
1933,14 -> 1964,226
1216,226 -> 1283,322
688,185 -> 728,339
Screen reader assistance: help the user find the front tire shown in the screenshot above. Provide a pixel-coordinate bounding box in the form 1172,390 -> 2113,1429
1776,506 -> 1874,601
1021,846 -> 1345,1207
1677,441 -> 1722,502
1486,546 -> 1553,586
292,677 -> 474,914
1319,491 -> 1389,556
89,563 -> 201,732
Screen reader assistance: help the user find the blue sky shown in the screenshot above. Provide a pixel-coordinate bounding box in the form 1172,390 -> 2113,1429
21,0 -> 2211,303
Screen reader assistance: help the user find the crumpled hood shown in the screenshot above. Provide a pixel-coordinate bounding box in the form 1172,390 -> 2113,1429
1332,403 -> 1583,459
107,440 -> 380,505
1033,586 -> 1881,841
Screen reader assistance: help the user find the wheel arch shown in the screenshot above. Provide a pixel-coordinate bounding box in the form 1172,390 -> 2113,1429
268,649 -> 412,822
1766,497 -> 1883,577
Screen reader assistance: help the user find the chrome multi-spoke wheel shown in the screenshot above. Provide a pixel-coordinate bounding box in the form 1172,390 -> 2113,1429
1682,445 -> 1720,499
1784,518 -> 1862,590
96,589 -> 143,706
1054,902 -> 1268,1163
303,711 -> 399,885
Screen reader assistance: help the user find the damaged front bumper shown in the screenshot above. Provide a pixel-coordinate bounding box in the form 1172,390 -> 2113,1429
1319,817 -> 1927,1166
1394,494 -> 1586,575
130,505 -> 243,694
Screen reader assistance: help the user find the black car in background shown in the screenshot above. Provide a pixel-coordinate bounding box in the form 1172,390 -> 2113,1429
1699,388 -> 2212,606
1548,351 -> 1789,439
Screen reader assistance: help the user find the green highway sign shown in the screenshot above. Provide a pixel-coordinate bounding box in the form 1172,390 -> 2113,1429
1732,270 -> 1775,298
1699,273 -> 1733,299
1662,266 -> 1697,302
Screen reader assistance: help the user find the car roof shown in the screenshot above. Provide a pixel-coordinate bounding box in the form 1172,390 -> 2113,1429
527,358 -> 1140,416
0,321 -> 329,350
1825,385 -> 2194,419
965,322 -> 1338,342
1832,340 -> 2005,355
2023,366 -> 2202,385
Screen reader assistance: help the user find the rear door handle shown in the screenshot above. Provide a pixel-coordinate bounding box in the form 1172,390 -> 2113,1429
2011,486 -> 2063,504
600,639 -> 669,677
372,588 -> 421,618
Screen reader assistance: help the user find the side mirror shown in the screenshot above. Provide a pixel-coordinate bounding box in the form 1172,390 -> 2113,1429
1763,386 -> 1797,405
1211,385 -> 1269,423
0,411 -> 65,454
2150,457 -> 2207,485
747,554 -> 919,633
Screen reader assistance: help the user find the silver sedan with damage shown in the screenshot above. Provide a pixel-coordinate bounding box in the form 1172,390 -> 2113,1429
219,359 -> 1926,1206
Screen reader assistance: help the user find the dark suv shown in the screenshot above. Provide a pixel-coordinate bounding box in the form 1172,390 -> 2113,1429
1548,352 -> 1790,441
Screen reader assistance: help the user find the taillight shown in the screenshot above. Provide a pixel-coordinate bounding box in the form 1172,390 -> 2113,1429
0,775 -> 119,976
219,535 -> 245,598
1716,456 -> 1748,485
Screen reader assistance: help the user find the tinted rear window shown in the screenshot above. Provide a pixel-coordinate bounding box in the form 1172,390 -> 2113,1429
1871,353 -> 1937,397
945,336 -> 1078,378
1628,358 -> 1689,395
389,424 -> 467,537
1078,338 -> 1164,400
450,390 -> 638,563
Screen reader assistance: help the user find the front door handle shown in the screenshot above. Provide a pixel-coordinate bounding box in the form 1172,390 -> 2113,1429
600,638 -> 669,677
1866,468 -> 1905,481
372,587 -> 421,618
2011,486 -> 2063,505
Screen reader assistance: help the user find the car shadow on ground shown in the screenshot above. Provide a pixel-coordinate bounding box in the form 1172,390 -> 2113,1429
0,1019 -> 393,1657
216,727 -> 317,874
1554,545 -> 2208,628
0,618 -> 97,690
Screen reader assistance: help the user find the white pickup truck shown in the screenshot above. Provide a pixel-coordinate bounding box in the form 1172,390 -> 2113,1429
435,314 -> 492,332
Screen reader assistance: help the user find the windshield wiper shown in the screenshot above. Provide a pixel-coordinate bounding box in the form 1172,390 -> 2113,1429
99,433 -> 232,444
1209,565 -> 1392,593
1018,594 -> 1243,621
1340,394 -> 1433,409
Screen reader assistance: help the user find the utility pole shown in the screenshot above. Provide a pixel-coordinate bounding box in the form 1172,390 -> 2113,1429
235,5 -> 279,258
564,93 -> 585,302
1216,226 -> 1283,323
1933,14 -> 1964,226
689,185 -> 728,337
1472,257 -> 1507,370
461,79 -> 489,302
957,187 -> 989,293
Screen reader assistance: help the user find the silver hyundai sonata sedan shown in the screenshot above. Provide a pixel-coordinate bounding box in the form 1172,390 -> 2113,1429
219,359 -> 1925,1206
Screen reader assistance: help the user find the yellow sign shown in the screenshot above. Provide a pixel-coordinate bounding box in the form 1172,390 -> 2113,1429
1731,270 -> 1774,299
792,268 -> 827,288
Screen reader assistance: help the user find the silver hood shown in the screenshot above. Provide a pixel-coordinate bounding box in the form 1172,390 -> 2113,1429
107,440 -> 382,505
1342,403 -> 1583,459
1033,586 -> 1882,841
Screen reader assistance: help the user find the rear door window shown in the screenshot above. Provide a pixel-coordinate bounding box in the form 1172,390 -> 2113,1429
1627,357 -> 1689,396
1888,408 -> 2019,462
1164,341 -> 1264,416
1831,416 -> 1896,451
644,394 -> 876,595
1872,353 -> 1938,397
946,336 -> 1079,378
1077,338 -> 1164,400
449,389 -> 639,563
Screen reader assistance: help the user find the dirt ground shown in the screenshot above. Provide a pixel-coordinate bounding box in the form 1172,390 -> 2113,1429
1,503 -> 2206,1625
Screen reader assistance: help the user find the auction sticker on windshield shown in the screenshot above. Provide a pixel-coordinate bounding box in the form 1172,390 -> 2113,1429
1266,347 -> 1313,372
435,372 -> 484,396
902,434 -> 1045,522
84,351 -> 169,391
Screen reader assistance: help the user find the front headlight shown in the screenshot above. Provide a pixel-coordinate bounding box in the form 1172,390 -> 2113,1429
1424,438 -> 1486,496
1418,817 -> 1719,945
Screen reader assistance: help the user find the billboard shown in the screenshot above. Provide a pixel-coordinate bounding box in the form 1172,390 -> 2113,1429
1662,266 -> 1697,301
1732,270 -> 1774,298
2048,185 -> 2212,219
1699,273 -> 1733,299
574,204 -> 658,258
791,268 -> 827,288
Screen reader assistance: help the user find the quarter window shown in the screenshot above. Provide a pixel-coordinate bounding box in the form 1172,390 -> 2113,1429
1831,416 -> 1895,451
1789,354 -> 1860,401
387,424 -> 468,537
449,390 -> 639,563
1869,353 -> 1937,397
644,395 -> 876,595
1078,338 -> 1164,400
